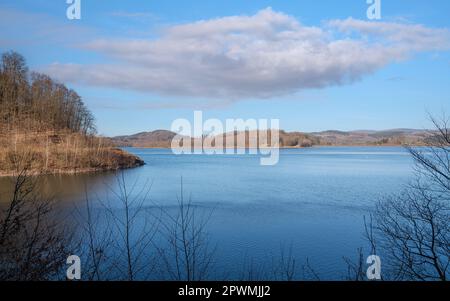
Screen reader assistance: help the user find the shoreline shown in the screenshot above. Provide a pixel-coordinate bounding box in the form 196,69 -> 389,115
0,148 -> 145,178
121,144 -> 418,149
0,164 -> 144,178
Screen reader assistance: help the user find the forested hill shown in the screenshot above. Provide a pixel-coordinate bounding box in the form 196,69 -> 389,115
0,51 -> 143,176
112,128 -> 432,148
0,51 -> 95,134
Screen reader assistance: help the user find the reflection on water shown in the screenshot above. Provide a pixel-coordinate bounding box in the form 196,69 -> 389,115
0,147 -> 415,279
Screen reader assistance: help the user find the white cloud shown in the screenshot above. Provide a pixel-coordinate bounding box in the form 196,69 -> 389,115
46,8 -> 450,100
328,18 -> 450,52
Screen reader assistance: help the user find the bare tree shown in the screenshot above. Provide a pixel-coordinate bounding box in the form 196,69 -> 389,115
271,243 -> 297,281
239,256 -> 269,281
372,113 -> 450,281
0,159 -> 72,280
97,172 -> 157,280
300,258 -> 321,281
343,248 -> 366,281
1,51 -> 95,134
155,178 -> 216,281
74,187 -> 114,281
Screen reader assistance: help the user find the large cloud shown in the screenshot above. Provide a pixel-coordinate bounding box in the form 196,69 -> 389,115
46,8 -> 450,100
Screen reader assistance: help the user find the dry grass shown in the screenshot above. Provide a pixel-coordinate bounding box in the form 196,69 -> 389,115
0,130 -> 143,176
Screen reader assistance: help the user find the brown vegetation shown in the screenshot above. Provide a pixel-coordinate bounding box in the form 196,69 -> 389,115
0,131 -> 143,176
0,51 -> 143,176
112,128 -> 431,148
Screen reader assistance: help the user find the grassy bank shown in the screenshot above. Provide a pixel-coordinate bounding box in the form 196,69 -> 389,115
0,51 -> 144,176
0,130 -> 144,177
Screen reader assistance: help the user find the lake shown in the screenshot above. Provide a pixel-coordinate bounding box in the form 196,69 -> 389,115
0,146 -> 415,280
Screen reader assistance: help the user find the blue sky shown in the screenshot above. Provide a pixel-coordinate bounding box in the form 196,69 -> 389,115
1,0 -> 450,136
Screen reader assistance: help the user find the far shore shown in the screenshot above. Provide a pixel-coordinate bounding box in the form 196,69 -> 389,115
0,164 -> 144,178
120,144 -> 419,149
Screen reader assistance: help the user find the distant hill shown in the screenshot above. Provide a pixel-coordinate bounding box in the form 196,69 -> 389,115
313,129 -> 432,146
111,129 -> 432,148
113,130 -> 177,148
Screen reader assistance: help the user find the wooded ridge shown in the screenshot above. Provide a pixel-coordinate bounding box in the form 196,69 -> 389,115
111,128 -> 433,148
0,51 -> 143,176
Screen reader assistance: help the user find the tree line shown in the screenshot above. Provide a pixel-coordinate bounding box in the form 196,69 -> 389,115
0,51 -> 95,135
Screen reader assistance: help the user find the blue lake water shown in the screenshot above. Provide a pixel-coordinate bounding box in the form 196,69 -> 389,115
2,146 -> 415,279
117,147 -> 415,279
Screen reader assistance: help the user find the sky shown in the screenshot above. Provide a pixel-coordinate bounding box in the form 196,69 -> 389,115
1,0 -> 450,136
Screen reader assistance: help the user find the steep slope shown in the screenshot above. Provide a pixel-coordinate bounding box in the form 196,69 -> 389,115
0,51 -> 144,176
